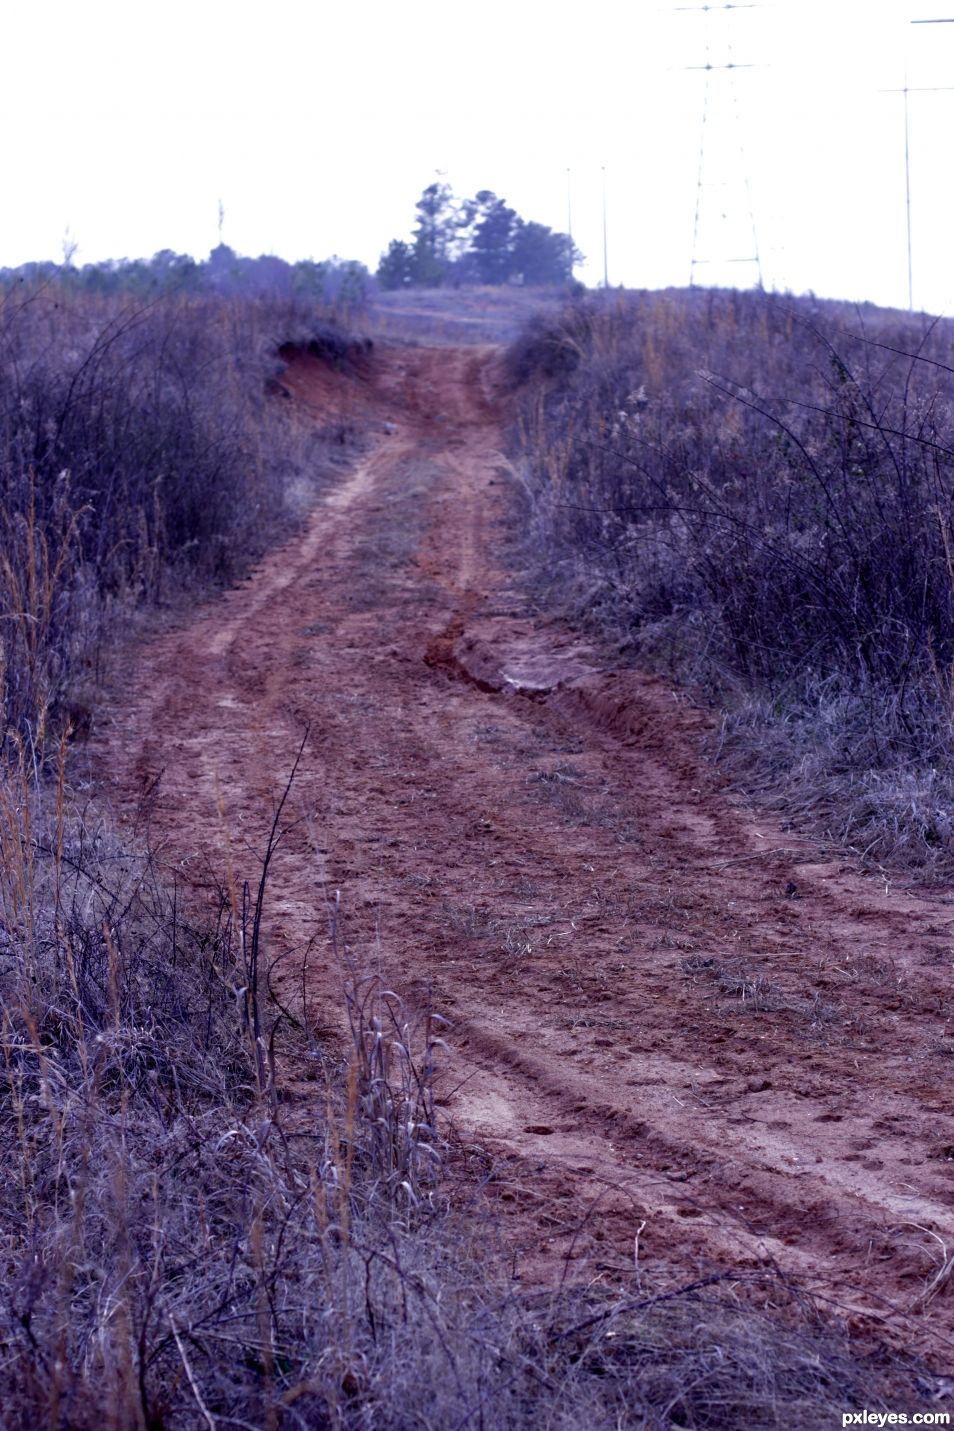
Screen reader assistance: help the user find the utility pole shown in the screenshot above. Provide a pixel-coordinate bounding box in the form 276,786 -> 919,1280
905,74 -> 913,311
602,167 -> 609,288
881,19 -> 954,311
566,167 -> 574,281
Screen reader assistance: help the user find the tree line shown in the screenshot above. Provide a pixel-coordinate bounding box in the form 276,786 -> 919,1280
377,182 -> 581,289
0,247 -> 370,307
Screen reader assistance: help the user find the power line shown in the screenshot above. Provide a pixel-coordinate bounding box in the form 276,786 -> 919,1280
880,18 -> 954,310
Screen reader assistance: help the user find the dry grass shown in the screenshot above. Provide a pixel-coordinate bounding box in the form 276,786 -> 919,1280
369,284 -> 565,347
0,282 -> 360,764
0,750 -> 939,1425
0,742 -> 937,1427
508,287 -> 954,874
0,740 -> 454,1426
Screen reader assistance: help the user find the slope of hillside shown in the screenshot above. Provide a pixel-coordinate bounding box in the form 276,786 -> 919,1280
93,336 -> 954,1382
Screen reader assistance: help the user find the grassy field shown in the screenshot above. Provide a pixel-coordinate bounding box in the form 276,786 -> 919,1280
368,283 -> 567,346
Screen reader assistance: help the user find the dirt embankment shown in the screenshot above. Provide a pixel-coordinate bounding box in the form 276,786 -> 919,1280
95,341 -> 954,1369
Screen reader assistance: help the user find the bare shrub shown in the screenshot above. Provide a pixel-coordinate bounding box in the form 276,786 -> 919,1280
0,743 -> 449,1425
0,282 -> 358,762
509,289 -> 954,870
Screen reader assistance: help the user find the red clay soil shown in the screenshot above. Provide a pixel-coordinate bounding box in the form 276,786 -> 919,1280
96,344 -> 954,1370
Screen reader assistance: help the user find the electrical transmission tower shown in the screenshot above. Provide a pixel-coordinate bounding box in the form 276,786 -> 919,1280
679,2 -> 764,290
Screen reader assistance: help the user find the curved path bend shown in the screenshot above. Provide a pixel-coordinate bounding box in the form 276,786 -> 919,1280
98,344 -> 954,1367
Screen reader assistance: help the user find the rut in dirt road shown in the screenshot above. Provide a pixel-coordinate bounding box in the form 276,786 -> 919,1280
97,343 -> 954,1368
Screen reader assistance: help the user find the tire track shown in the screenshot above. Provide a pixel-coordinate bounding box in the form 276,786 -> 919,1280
96,341 -> 954,1367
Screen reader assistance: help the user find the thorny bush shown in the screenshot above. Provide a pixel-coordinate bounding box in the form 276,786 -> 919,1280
509,288 -> 954,868
0,281 -> 357,761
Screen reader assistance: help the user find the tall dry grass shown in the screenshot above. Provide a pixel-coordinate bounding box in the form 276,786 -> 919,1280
0,744 -> 458,1425
0,282 -> 359,765
508,288 -> 954,869
0,759 -> 931,1424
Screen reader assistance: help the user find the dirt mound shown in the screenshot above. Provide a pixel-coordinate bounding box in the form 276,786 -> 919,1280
271,337 -> 378,424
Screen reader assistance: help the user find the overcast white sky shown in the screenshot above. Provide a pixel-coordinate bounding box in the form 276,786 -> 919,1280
4,0 -> 953,312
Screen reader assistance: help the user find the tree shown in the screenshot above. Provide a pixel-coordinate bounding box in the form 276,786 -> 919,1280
293,259 -> 328,298
411,181 -> 457,284
376,240 -> 415,290
470,192 -> 518,285
379,182 -> 582,289
512,222 -> 581,286
206,243 -> 239,293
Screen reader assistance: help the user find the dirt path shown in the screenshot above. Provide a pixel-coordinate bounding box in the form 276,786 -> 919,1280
96,344 -> 954,1368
